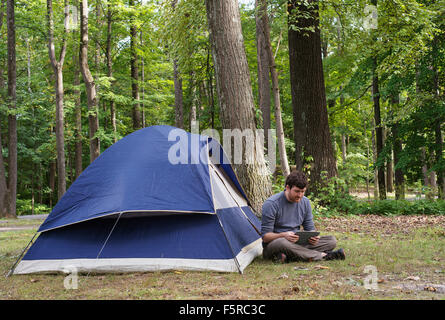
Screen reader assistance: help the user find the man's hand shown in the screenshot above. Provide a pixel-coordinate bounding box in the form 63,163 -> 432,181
308,235 -> 320,246
283,231 -> 299,243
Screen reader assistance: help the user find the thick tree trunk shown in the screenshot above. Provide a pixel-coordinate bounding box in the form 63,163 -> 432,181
7,0 -> 17,218
287,0 -> 337,192
205,0 -> 272,214
80,0 -> 100,163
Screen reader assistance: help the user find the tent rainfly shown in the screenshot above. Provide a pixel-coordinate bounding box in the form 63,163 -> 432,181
10,125 -> 263,274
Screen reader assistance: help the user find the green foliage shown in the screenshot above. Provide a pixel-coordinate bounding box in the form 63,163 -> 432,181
1,0 -> 444,213
357,199 -> 445,216
309,175 -> 359,216
308,175 -> 445,216
16,198 -> 51,216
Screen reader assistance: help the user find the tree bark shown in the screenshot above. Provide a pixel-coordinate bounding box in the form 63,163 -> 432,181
80,0 -> 100,163
7,0 -> 17,218
205,0 -> 272,214
287,0 -> 337,192
47,0 -> 68,199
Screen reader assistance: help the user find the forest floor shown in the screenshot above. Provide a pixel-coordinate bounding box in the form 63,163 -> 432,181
1,214 -> 444,300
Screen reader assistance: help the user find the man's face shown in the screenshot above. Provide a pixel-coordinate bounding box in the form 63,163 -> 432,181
285,185 -> 306,203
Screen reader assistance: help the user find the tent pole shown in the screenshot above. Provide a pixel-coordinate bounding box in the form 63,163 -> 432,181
86,212 -> 122,277
96,212 -> 122,259
6,232 -> 38,277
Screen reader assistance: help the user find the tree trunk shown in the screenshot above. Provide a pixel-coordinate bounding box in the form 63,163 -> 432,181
287,0 -> 337,192
49,160 -> 56,208
0,120 -> 8,217
432,36 -> 444,199
255,0 -> 271,150
140,31 -> 145,128
392,123 -> 405,200
73,38 -> 83,179
80,0 -> 100,163
47,0 -> 68,199
372,57 -> 386,200
205,0 -> 272,214
130,0 -> 141,130
7,0 -> 17,218
206,46 -> 215,128
371,118 -> 379,199
257,0 -> 289,178
382,126 -> 393,193
173,60 -> 184,129
106,2 -> 117,143
0,21 -> 8,217
171,0 -> 184,129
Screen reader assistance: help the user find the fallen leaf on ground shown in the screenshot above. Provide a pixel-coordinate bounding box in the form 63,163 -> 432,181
424,286 -> 437,292
314,265 -> 330,270
278,273 -> 289,279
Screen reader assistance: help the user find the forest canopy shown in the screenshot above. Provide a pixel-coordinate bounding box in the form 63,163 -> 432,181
0,0 -> 443,217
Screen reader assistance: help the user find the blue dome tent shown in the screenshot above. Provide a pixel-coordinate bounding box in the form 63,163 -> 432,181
11,125 -> 262,274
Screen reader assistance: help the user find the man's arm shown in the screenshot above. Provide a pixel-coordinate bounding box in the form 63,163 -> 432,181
302,198 -> 315,231
263,231 -> 299,244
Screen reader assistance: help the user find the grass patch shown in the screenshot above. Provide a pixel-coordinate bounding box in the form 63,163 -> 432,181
0,216 -> 444,300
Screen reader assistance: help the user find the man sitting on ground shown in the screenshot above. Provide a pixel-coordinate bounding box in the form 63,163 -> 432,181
261,171 -> 345,263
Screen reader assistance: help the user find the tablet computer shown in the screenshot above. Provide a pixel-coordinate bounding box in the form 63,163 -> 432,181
294,231 -> 320,245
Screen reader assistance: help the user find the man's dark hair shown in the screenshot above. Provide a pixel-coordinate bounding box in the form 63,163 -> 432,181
285,171 -> 308,189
